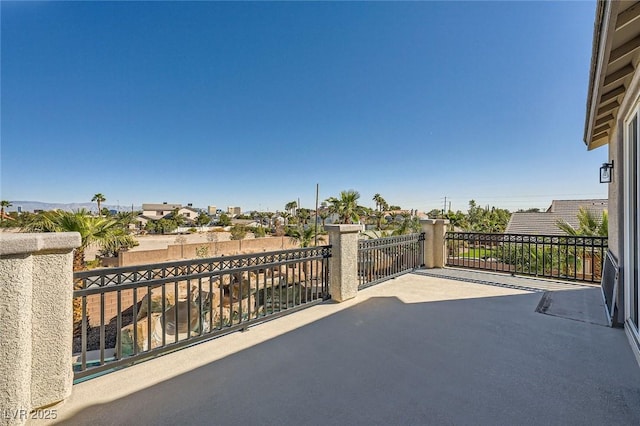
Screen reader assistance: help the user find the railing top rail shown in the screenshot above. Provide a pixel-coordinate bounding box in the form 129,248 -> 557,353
447,231 -> 607,239
446,231 -> 607,241
358,232 -> 424,245
74,245 -> 332,281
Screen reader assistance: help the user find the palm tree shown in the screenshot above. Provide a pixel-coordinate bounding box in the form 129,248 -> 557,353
392,213 -> 420,235
1,200 -> 12,225
372,194 -> 388,212
373,210 -> 386,230
297,208 -> 311,225
318,209 -> 330,227
280,211 -> 291,226
285,201 -> 298,215
373,194 -> 381,212
23,208 -> 136,271
115,211 -> 138,228
288,225 -> 326,248
23,209 -> 137,336
265,212 -> 275,229
92,193 -> 106,216
170,208 -> 186,227
325,190 -> 364,224
555,208 -> 608,279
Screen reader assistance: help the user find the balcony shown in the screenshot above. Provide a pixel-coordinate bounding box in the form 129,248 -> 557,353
51,270 -> 640,424
2,224 -> 639,425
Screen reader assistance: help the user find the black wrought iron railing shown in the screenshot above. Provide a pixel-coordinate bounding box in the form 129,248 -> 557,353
445,232 -> 607,283
357,233 -> 425,289
72,246 -> 331,380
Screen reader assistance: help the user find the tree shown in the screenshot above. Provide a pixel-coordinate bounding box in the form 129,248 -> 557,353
169,208 -> 186,227
288,225 -> 327,248
1,200 -> 12,225
98,228 -> 139,257
92,193 -> 106,215
318,209 -> 330,227
265,212 -> 275,229
285,201 -> 298,215
145,220 -> 157,234
23,209 -> 136,270
372,194 -> 388,212
372,210 -> 387,230
252,226 -> 267,238
23,209 -> 137,336
156,218 -> 177,234
325,189 -> 364,224
297,208 -> 311,225
115,211 -> 138,230
465,200 -> 511,233
196,212 -> 211,227
392,213 -> 421,235
427,209 -> 442,219
217,213 -> 231,227
230,224 -> 247,240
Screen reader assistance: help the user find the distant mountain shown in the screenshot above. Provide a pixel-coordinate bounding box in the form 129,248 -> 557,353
6,201 -> 141,213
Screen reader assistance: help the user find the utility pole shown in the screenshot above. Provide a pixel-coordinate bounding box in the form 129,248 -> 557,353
314,183 -> 319,246
443,197 -> 447,216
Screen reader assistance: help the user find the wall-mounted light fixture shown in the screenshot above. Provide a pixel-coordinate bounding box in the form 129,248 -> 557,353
600,160 -> 614,183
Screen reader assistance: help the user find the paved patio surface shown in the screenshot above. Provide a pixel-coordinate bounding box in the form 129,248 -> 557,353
49,272 -> 640,426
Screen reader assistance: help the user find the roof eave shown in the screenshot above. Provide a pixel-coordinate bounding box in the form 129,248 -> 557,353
584,1 -> 617,151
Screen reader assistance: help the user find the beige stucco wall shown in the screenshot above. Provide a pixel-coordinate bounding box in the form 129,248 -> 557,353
420,219 -> 449,268
119,236 -> 299,266
610,59 -> 640,269
608,119 -> 622,263
0,233 -> 80,425
326,224 -> 361,302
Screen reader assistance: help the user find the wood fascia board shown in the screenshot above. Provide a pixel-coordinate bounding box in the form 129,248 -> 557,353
585,1 -> 619,148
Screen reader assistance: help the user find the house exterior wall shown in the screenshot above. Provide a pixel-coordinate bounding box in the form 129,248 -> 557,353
610,53 -> 640,362
609,115 -> 622,264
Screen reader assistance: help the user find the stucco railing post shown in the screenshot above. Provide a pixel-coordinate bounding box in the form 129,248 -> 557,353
0,232 -> 80,426
325,224 -> 361,302
420,219 -> 449,268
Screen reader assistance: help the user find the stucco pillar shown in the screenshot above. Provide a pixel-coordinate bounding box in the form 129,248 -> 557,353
420,219 -> 449,268
0,232 -> 80,425
325,224 -> 361,302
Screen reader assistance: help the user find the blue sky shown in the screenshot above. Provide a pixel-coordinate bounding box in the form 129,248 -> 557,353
1,1 -> 606,213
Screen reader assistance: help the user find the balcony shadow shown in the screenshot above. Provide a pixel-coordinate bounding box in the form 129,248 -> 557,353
58,291 -> 640,425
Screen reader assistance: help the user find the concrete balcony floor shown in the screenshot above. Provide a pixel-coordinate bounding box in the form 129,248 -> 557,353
51,269 -> 640,425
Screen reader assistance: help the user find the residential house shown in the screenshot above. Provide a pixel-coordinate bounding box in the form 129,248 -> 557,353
138,202 -> 201,229
506,199 -> 608,235
141,203 -> 182,217
584,0 -> 640,361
